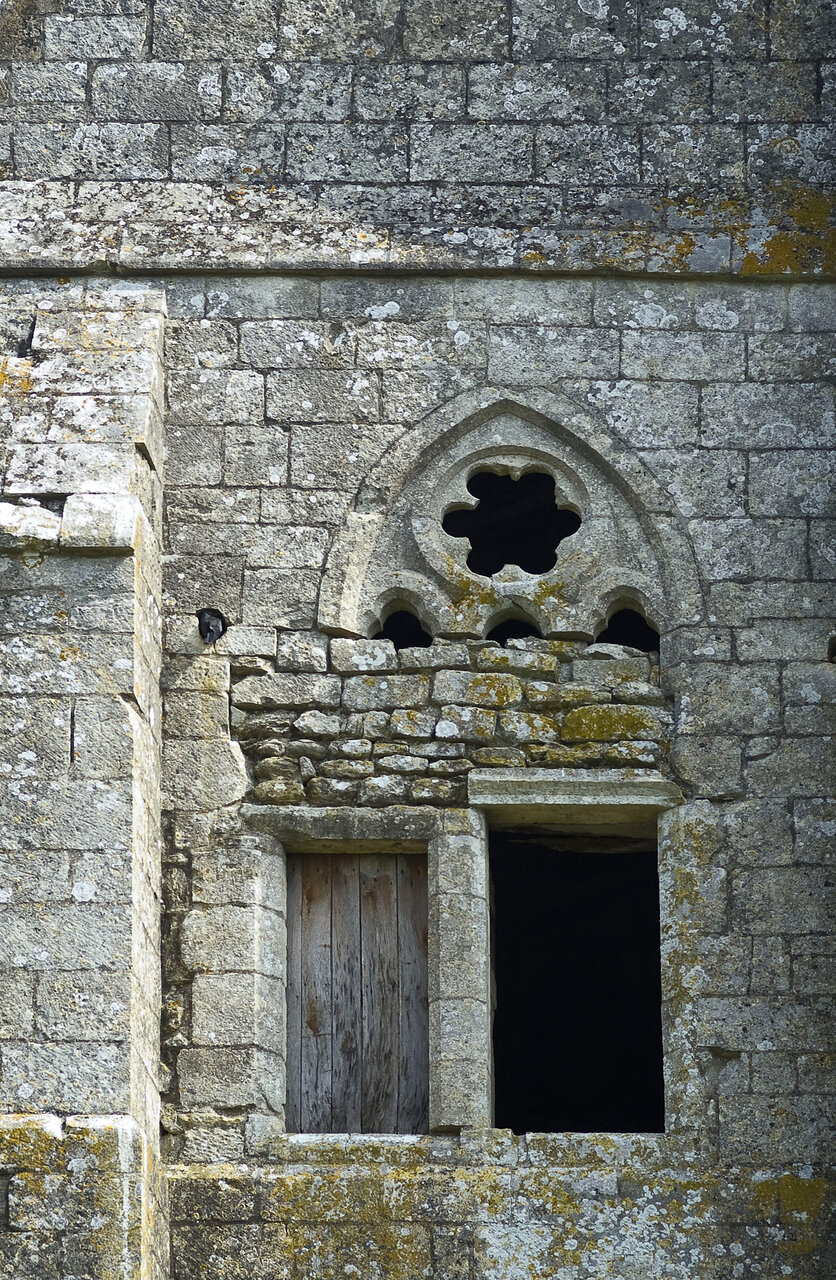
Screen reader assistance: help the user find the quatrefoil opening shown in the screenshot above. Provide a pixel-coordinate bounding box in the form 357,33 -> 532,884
442,470 -> 582,578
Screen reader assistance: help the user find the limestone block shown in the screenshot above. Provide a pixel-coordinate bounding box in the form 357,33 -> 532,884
358,774 -> 410,805
153,0 -> 277,58
0,696 -> 70,777
498,710 -> 561,744
251,778 -> 307,805
293,710 -> 341,738
794,798 -> 836,864
177,1047 -> 284,1111
432,671 -> 522,708
430,893 -> 489,1001
0,971 -> 34,1037
701,382 -> 835,449
719,1095 -> 836,1163
92,62 -> 223,123
524,680 -> 610,707
696,997 -> 831,1053
275,630 -> 327,672
241,567 -> 319,629
390,709 -> 437,739
171,123 -> 286,183
232,673 -> 341,711
162,654 -> 229,695
399,643 -> 469,670
0,850 -> 71,904
16,122 -> 169,181
163,740 -> 248,810
164,690 -> 229,740
745,736 -> 833,797
0,777 -> 134,851
0,1040 -> 131,1112
475,647 -> 558,676
330,638 -> 398,673
287,123 -> 408,182
44,15 -> 146,58
306,778 -> 359,805
318,759 -> 374,779
0,903 -> 131,970
192,972 -> 284,1051
181,905 -> 284,978
672,662 -> 780,734
34,970 -> 131,1041
0,501 -> 61,549
537,125 -> 641,183
411,778 -> 456,802
191,835 -> 285,910
489,324 -> 620,382
436,705 -> 496,741
732,867 -> 833,936
343,674 -> 429,712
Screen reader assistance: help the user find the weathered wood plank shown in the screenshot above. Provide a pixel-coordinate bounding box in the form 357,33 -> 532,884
360,853 -> 399,1133
331,854 -> 362,1132
397,854 -> 429,1134
299,854 -> 332,1132
285,854 -> 302,1132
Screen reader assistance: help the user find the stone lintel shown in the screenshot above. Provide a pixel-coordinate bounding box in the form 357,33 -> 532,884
468,768 -> 682,838
242,803 -> 441,853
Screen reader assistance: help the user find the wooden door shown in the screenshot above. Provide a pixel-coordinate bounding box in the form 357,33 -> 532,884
285,852 -> 429,1134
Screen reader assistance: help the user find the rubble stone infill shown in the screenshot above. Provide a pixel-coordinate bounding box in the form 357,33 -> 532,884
230,635 -> 671,808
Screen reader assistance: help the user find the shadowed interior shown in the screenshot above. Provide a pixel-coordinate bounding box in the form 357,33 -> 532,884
490,833 -> 664,1135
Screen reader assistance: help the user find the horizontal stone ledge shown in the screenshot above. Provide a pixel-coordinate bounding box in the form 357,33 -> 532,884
242,803 -> 444,852
0,494 -> 150,553
467,768 -> 682,838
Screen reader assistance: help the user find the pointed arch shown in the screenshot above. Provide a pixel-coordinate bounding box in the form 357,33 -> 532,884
318,387 -> 705,640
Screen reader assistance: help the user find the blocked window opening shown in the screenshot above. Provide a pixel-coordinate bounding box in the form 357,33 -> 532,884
285,851 -> 429,1134
442,470 -> 581,577
596,607 -> 660,653
490,832 -> 664,1135
373,608 -> 432,649
486,616 -> 543,645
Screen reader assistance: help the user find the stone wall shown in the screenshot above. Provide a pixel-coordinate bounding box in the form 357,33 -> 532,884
0,0 -> 833,272
0,0 -> 834,1274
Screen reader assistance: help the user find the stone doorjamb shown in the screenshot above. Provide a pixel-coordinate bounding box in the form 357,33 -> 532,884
242,767 -> 681,1135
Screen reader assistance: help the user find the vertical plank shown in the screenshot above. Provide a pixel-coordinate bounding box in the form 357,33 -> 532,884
331,854 -> 362,1132
397,854 -> 429,1134
360,854 -> 399,1133
299,854 -> 332,1132
284,854 -> 302,1132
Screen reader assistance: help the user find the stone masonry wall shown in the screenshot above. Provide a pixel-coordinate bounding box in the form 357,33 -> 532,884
0,0 -> 834,1274
0,0 -> 833,272
232,635 -> 669,810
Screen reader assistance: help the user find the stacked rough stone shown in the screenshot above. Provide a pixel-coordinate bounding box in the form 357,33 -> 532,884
232,635 -> 669,808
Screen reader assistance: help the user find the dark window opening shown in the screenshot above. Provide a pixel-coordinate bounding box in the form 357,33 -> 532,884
490,833 -> 664,1135
486,616 -> 543,646
373,608 -> 432,649
442,470 -> 581,577
596,607 -> 659,653
828,636 -> 836,663
286,851 -> 429,1134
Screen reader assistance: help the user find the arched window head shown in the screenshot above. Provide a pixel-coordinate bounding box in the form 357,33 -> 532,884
595,607 -> 659,654
373,607 -> 432,650
442,470 -> 581,578
485,615 -> 543,646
